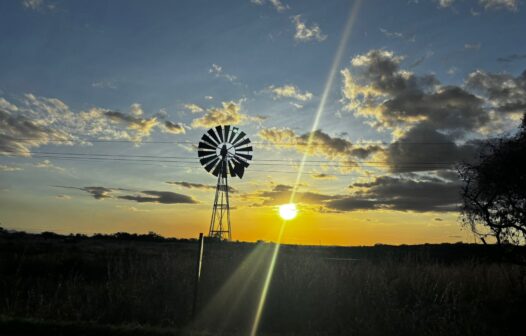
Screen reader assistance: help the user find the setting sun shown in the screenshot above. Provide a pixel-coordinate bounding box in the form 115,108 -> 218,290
279,203 -> 298,220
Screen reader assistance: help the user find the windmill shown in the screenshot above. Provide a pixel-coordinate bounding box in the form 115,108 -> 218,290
198,125 -> 253,240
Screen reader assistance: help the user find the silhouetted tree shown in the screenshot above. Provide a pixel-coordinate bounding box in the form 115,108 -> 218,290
459,114 -> 526,251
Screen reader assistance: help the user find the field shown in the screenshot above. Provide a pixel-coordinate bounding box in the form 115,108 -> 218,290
1,231 -> 525,335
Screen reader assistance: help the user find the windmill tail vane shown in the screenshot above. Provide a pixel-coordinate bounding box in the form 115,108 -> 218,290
197,125 -> 253,240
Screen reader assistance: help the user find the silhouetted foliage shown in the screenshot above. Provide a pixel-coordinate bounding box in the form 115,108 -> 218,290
459,114 -> 526,252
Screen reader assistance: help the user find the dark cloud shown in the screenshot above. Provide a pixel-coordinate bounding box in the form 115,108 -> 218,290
0,108 -> 70,156
166,181 -> 236,193
311,173 -> 337,180
118,191 -> 197,204
56,186 -> 114,199
163,121 -> 186,134
466,69 -> 526,114
104,111 -> 158,133
242,184 -> 337,207
326,175 -> 462,212
387,123 -> 479,172
497,54 -> 526,63
258,128 -> 383,165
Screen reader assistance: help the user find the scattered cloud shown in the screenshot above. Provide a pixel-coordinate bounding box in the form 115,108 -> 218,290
0,164 -> 22,172
291,15 -> 327,43
438,0 -> 455,8
191,101 -> 247,128
327,175 -> 462,212
162,121 -> 186,134
184,104 -> 204,113
311,173 -> 337,180
33,159 -> 65,172
379,28 -> 415,42
209,64 -> 237,82
92,80 -> 118,89
497,53 -> 526,63
464,43 -> 481,50
118,191 -> 198,204
258,127 -> 383,170
55,194 -> 71,200
251,0 -> 289,12
167,181 -> 236,193
466,69 -> 526,114
268,84 -> 313,101
479,0 -> 518,11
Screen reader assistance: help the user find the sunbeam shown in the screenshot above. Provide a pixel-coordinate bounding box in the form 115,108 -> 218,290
249,1 -> 363,335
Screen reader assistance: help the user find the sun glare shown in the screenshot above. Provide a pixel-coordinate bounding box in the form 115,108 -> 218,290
279,203 -> 298,220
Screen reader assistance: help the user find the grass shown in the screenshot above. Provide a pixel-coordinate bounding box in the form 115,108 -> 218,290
0,231 -> 525,335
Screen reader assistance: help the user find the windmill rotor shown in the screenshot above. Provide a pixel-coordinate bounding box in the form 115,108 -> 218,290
198,125 -> 253,178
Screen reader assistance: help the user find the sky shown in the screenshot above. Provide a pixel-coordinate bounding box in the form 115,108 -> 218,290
1,0 -> 525,246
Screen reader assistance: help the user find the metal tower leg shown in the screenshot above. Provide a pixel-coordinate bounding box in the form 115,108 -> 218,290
208,159 -> 231,240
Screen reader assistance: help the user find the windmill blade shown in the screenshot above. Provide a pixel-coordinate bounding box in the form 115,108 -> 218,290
205,158 -> 220,173
200,154 -> 218,166
223,125 -> 231,143
231,131 -> 246,146
201,134 -> 219,147
212,160 -> 224,177
232,156 -> 249,168
215,125 -> 224,142
234,138 -> 251,148
228,161 -> 237,177
207,128 -> 221,145
233,162 -> 245,178
235,153 -> 252,161
228,127 -> 238,143
198,150 -> 216,159
198,141 -> 216,151
235,145 -> 252,152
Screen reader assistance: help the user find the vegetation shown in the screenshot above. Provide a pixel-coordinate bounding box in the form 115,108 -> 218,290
1,230 -> 525,335
459,114 -> 526,252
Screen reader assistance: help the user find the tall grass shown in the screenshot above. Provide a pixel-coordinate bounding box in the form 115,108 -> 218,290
1,236 -> 525,335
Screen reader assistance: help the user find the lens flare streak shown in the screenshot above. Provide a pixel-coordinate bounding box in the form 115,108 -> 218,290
250,1 -> 363,335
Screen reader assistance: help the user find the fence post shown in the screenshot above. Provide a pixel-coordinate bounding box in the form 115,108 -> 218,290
192,233 -> 204,318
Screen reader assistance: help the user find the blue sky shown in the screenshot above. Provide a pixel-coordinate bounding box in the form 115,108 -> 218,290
1,0 -> 525,245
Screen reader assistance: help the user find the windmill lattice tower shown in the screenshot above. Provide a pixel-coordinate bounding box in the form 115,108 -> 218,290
198,125 -> 253,240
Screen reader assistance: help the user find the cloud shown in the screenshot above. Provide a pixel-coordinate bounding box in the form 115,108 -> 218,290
118,191 -> 198,204
0,164 -> 22,172
311,173 -> 337,180
496,54 -> 526,63
242,184 -> 337,207
268,84 -> 313,101
162,121 -> 186,134
33,159 -> 65,172
1,94 -> 181,156
379,28 -> 415,43
63,186 -> 114,200
92,80 -> 118,89
167,181 -> 236,193
57,186 -> 197,204
55,194 -> 71,200
464,43 -> 481,50
184,104 -> 204,113
291,15 -> 327,43
209,64 -> 237,82
251,0 -> 289,12
466,69 -> 526,114
22,0 -> 43,10
479,0 -> 518,11
191,101 -> 247,128
258,127 -> 383,169
438,0 -> 455,7
386,123 -> 479,173
326,175 -> 462,212
341,49 -> 488,131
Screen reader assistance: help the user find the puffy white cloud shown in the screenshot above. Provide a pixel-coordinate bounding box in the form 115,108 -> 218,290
268,84 -> 313,101
291,15 -> 326,43
191,101 -> 247,128
479,0 -> 518,11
